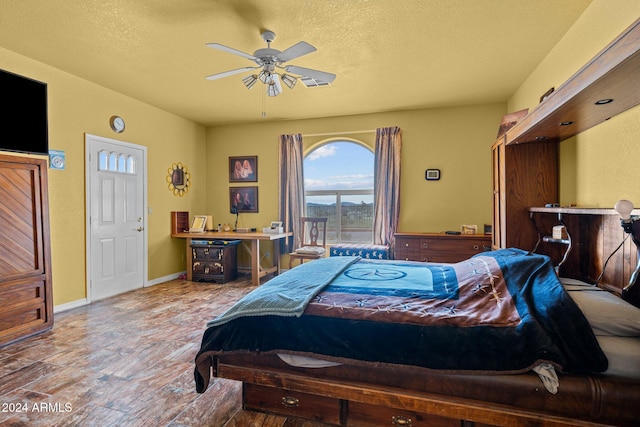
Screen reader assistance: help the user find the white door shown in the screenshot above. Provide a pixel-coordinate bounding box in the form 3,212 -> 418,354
86,134 -> 147,301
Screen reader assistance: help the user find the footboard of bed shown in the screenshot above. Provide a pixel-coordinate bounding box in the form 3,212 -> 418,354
212,355 -> 639,427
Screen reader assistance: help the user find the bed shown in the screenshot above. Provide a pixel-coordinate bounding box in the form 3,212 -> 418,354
194,249 -> 640,426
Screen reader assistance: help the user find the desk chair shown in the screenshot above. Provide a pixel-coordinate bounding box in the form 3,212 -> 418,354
289,217 -> 328,268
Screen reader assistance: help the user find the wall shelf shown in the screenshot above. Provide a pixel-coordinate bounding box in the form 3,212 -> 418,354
505,18 -> 640,146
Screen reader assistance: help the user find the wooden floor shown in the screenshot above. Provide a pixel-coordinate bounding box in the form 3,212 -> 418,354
0,275 -> 332,427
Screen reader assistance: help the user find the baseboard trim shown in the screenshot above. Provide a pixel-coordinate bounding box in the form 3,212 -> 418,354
145,271 -> 187,287
54,298 -> 88,313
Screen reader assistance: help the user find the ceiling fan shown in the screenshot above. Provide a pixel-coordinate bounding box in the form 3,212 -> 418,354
205,30 -> 336,96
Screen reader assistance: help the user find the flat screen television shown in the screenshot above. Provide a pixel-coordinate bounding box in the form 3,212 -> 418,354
0,68 -> 48,155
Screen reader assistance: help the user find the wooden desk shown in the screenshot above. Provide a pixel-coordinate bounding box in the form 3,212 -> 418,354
172,231 -> 292,286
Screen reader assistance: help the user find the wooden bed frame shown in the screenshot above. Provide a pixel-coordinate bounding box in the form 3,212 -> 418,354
199,20 -> 640,427
208,353 -> 639,426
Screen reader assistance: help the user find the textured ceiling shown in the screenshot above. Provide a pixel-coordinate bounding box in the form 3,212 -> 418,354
0,0 -> 592,126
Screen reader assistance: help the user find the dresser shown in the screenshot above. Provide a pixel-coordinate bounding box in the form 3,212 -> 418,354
191,239 -> 240,283
0,154 -> 53,347
394,232 -> 491,263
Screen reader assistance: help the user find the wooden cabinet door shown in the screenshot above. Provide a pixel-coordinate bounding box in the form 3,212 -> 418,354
0,154 -> 53,347
492,141 -> 558,251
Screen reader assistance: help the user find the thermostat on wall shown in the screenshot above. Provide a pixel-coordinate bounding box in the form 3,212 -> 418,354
425,169 -> 440,180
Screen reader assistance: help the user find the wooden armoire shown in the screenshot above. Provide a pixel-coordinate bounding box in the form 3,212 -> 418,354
0,153 -> 53,347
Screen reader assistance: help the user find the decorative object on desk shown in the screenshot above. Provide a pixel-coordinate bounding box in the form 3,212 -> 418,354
264,221 -> 284,234
201,215 -> 214,231
230,186 -> 258,213
222,223 -> 232,232
614,199 -> 640,295
230,204 -> 239,230
484,224 -> 492,235
236,227 -> 256,233
171,211 -> 189,234
229,156 -> 257,182
461,224 -> 477,235
166,162 -> 191,196
189,215 -> 207,233
425,169 -> 440,181
496,108 -> 528,138
540,87 -> 555,103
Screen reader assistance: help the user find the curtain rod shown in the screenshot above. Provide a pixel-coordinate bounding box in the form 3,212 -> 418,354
302,129 -> 376,137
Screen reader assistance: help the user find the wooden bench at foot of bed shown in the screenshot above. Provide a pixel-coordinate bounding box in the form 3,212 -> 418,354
212,354 -> 639,427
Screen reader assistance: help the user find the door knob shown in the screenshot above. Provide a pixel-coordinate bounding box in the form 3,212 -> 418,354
133,226 -> 144,232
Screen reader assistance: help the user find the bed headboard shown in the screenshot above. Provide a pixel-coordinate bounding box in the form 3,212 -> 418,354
529,207 -> 640,308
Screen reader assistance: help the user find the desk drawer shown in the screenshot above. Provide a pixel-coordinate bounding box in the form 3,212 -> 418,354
348,400 -> 459,427
244,384 -> 342,425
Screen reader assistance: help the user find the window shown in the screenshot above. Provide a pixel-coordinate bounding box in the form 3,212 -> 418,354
304,140 -> 374,244
97,150 -> 136,174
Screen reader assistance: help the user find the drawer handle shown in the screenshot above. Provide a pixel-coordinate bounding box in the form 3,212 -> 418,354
392,415 -> 413,426
473,244 -> 479,250
282,396 -> 299,408
404,243 -> 409,247
422,243 -> 428,249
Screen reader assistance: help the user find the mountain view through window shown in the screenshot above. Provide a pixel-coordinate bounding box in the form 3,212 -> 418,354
304,141 -> 374,244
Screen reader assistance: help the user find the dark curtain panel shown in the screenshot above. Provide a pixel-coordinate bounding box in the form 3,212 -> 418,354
278,133 -> 305,253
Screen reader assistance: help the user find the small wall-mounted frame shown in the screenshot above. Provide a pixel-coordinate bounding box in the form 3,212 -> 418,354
425,169 -> 440,181
230,186 -> 258,213
229,156 -> 257,182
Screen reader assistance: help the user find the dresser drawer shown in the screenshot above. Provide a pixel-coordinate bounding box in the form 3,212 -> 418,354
423,237 -> 490,262
348,400 -> 460,427
244,384 -> 342,425
395,237 -> 429,262
395,233 -> 490,263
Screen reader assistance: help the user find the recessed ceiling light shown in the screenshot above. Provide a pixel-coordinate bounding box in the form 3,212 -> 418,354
559,121 -> 574,126
595,99 -> 613,105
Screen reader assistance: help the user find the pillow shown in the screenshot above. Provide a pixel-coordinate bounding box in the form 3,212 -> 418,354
295,246 -> 326,255
560,277 -> 640,337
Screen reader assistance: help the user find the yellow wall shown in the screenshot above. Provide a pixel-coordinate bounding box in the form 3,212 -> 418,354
4,0 -> 635,308
0,47 -> 207,306
205,103 -> 505,268
507,0 -> 640,208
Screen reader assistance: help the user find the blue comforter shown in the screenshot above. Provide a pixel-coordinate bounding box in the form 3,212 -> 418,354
195,248 -> 607,393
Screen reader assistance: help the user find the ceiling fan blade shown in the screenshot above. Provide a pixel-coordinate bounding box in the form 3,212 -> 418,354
285,65 -> 336,83
276,41 -> 316,62
206,43 -> 256,61
205,67 -> 257,80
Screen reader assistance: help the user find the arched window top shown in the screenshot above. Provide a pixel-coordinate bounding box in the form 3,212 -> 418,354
304,140 -> 374,191
98,150 -> 109,171
126,155 -> 136,174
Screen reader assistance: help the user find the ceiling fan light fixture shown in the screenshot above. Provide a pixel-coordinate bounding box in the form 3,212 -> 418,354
281,73 -> 297,89
267,74 -> 282,97
242,74 -> 258,90
258,70 -> 270,83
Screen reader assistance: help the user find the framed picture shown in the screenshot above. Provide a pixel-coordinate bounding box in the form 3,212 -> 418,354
189,215 -> 207,233
229,156 -> 257,182
230,186 -> 258,213
425,169 -> 440,181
